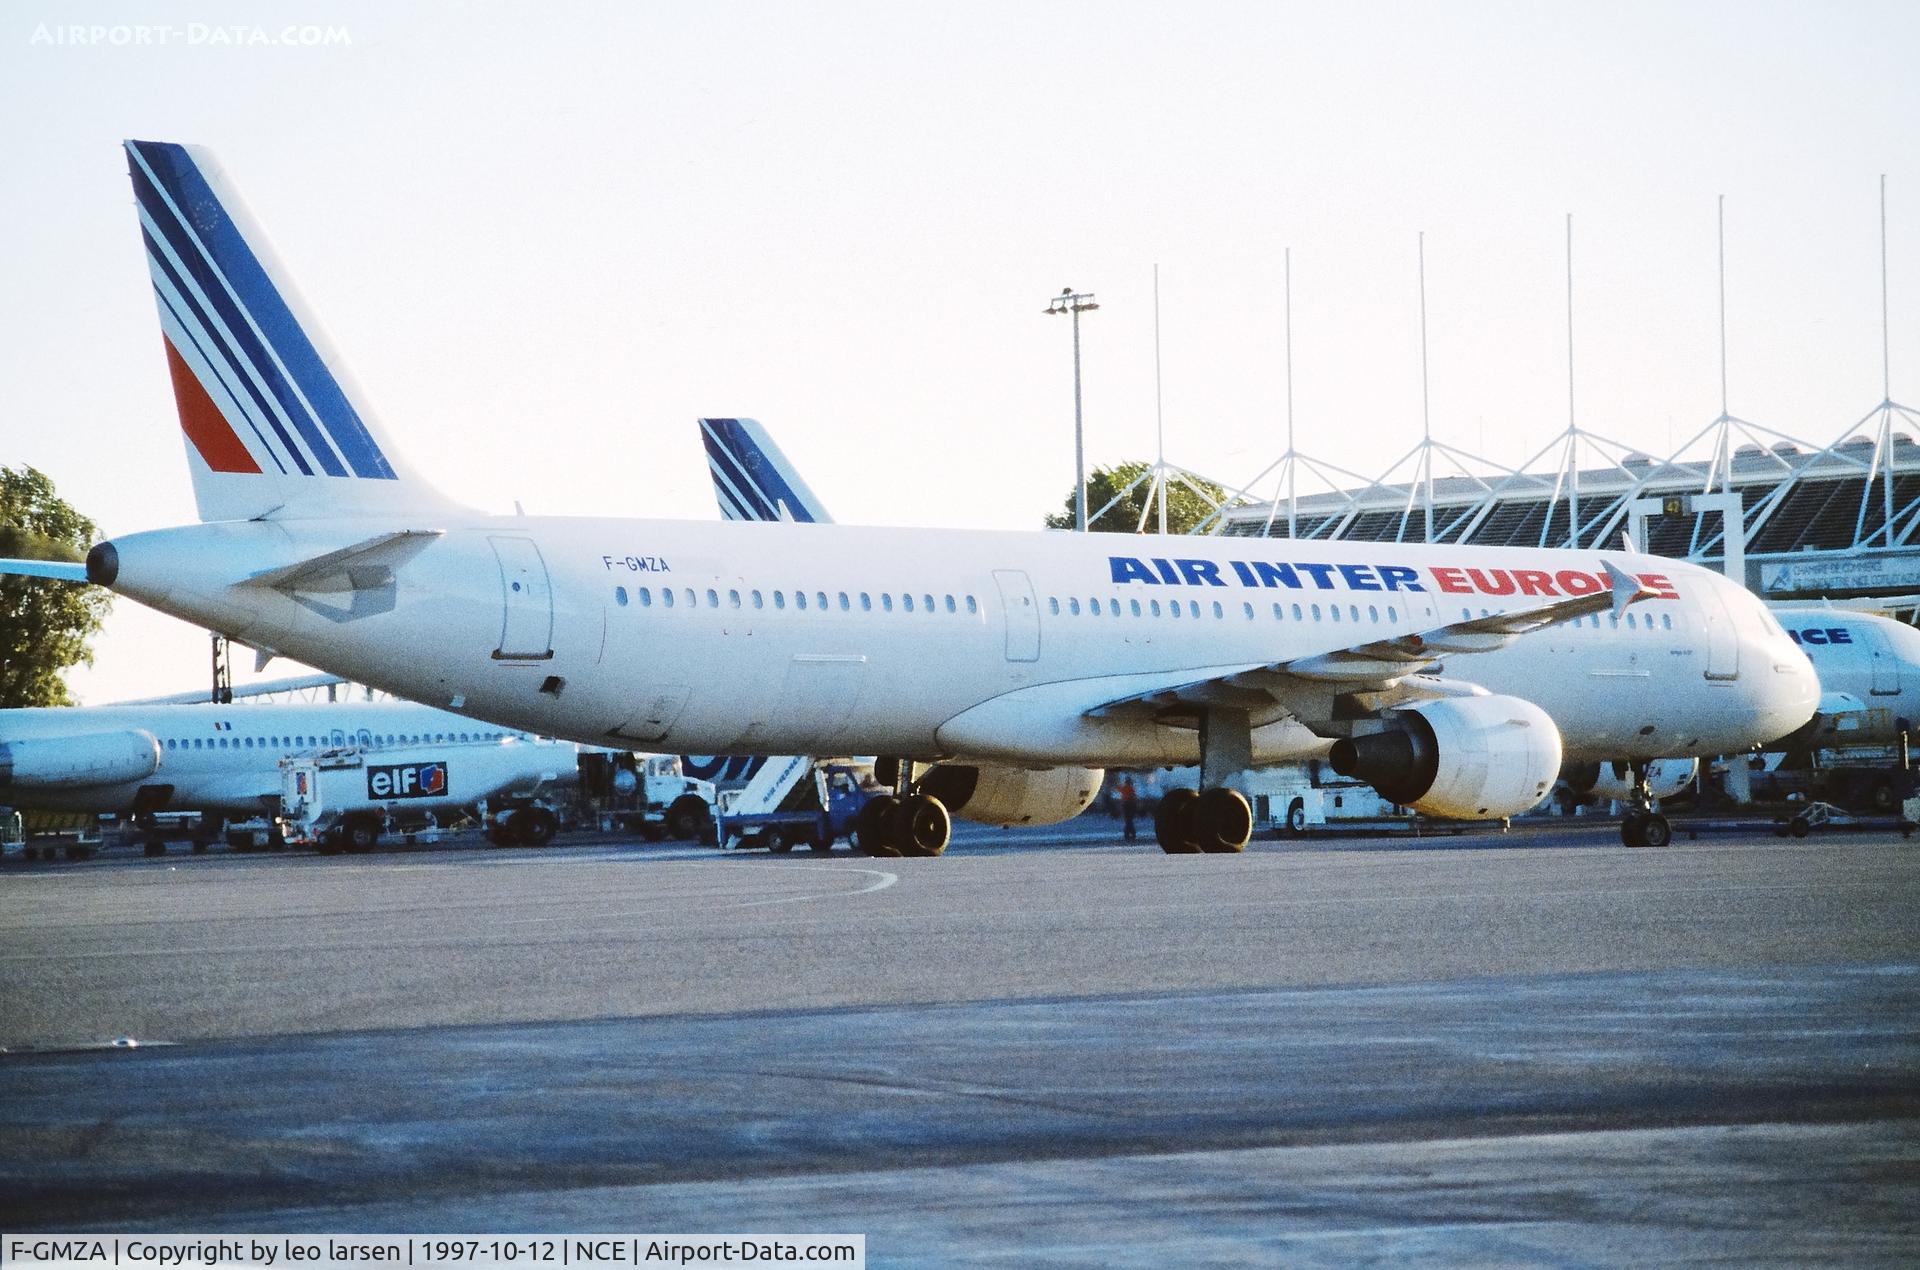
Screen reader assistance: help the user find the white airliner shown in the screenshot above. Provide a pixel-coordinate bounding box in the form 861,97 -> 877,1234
4,141 -> 1821,856
0,696 -> 550,853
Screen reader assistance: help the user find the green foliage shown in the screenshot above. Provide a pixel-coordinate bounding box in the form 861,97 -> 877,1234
0,466 -> 111,707
1043,461 -> 1234,535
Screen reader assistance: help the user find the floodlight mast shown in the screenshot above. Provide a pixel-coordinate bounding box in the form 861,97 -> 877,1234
1045,287 -> 1099,531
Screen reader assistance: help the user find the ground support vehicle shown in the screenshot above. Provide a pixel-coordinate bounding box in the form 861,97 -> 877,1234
717,762 -> 875,853
576,752 -> 717,841
279,740 -> 570,853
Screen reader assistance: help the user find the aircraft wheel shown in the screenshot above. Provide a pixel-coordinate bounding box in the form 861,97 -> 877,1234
1194,788 -> 1253,853
892,794 -> 951,857
514,808 -> 557,848
1155,789 -> 1201,854
667,795 -> 711,840
855,795 -> 901,857
342,814 -> 381,853
1620,814 -> 1646,848
1639,813 -> 1672,849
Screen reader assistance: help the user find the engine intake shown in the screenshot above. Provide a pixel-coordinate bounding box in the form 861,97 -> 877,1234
1329,695 -> 1561,820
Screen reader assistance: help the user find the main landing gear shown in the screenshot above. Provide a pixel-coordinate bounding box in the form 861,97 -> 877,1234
1619,761 -> 1672,849
853,760 -> 953,857
1153,706 -> 1256,854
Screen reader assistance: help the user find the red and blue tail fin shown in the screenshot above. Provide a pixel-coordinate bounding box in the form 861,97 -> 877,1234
126,140 -> 452,522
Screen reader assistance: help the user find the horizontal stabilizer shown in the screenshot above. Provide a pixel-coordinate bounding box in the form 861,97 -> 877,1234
0,557 -> 89,582
239,530 -> 442,591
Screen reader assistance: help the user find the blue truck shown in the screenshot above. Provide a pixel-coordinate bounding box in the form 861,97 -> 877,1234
717,761 -> 875,853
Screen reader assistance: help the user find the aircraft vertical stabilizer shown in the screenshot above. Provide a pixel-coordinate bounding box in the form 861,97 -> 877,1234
124,139 -> 456,523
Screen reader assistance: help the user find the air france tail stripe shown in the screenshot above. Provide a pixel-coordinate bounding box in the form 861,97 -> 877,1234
701,425 -> 781,521
143,224 -> 311,474
707,468 -> 754,521
162,338 -> 260,474
137,144 -> 396,480
128,154 -> 349,478
704,419 -> 817,524
708,458 -> 775,521
152,281 -> 289,474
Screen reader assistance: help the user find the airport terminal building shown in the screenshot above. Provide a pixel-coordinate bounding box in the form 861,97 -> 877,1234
1211,404 -> 1920,611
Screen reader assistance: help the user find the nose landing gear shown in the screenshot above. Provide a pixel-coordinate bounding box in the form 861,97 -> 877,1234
1619,761 -> 1672,848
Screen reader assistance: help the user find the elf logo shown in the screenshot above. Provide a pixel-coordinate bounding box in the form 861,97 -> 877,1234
368,761 -> 447,800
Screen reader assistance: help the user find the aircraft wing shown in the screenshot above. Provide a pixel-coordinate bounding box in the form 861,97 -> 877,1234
0,557 -> 89,582
1088,560 -> 1654,721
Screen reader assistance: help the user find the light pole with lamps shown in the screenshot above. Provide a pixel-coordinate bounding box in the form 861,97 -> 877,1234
1044,287 -> 1099,531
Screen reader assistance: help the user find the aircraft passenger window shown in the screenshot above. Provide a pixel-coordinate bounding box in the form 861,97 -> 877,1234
753,590 -> 764,609
1169,602 -> 1180,620
165,739 -> 176,750
1292,603 -> 1303,621
193,738 -> 202,749
946,595 -> 957,613
707,589 -> 720,608
1150,600 -> 1162,617
1388,606 -> 1398,623
1663,614 -> 1672,629
663,588 -> 676,609
638,587 -> 652,606
1190,601 -> 1201,618
795,591 -> 808,611
774,591 -> 786,610
1048,598 -> 1060,615
1330,606 -> 1340,622
683,587 -> 696,607
903,594 -> 915,612
838,592 -> 850,611
1609,614 -> 1619,627
1312,605 -> 1322,621
1368,606 -> 1378,623
861,593 -> 872,611
1108,599 -> 1120,616
1131,599 -> 1142,617
923,594 -> 935,614
615,586 -> 628,606
1626,613 -> 1637,629
1349,605 -> 1359,622
1069,598 -> 1081,616
729,590 -> 742,608
818,592 -> 828,610
882,594 -> 894,612
967,596 -> 978,614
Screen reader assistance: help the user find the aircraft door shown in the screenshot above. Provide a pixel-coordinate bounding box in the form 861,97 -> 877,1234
992,569 -> 1041,662
489,536 -> 554,660
1695,586 -> 1740,681
1863,623 -> 1901,695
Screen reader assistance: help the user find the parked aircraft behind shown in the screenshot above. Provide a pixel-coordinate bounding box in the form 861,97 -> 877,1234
0,697 -> 557,852
5,141 -> 1820,856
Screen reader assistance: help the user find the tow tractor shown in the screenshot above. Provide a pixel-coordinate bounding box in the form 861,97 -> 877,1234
717,760 -> 875,853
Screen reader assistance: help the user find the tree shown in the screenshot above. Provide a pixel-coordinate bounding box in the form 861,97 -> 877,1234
0,466 -> 112,707
1043,461 -> 1235,536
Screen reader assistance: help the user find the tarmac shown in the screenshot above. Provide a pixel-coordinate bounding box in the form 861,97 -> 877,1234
1,821 -> 1915,1264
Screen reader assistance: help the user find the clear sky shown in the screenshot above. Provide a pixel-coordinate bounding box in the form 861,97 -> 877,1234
4,0 -> 1919,703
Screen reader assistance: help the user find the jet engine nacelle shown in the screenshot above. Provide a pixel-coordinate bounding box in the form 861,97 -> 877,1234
1327,696 -> 1561,820
0,730 -> 163,790
1562,757 -> 1699,802
915,763 -> 1104,827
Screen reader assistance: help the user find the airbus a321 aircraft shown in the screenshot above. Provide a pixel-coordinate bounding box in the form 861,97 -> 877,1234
6,141 -> 1821,856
